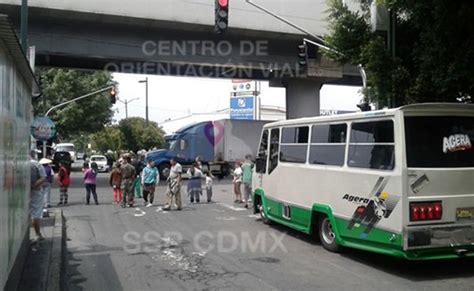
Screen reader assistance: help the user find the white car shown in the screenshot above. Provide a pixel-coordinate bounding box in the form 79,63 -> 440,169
89,155 -> 109,172
55,143 -> 76,162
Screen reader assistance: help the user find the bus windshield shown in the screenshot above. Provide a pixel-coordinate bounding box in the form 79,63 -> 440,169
405,116 -> 474,167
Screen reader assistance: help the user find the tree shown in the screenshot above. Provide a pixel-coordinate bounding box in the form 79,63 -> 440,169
325,0 -> 474,107
91,126 -> 124,153
34,68 -> 115,139
118,118 -> 166,152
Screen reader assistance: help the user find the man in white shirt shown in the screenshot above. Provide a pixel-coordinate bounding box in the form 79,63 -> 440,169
163,157 -> 182,210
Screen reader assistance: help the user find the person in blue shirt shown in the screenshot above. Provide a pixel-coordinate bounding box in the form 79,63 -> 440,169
142,160 -> 159,207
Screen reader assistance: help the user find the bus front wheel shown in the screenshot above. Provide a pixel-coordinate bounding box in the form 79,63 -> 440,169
256,198 -> 271,225
318,216 -> 341,253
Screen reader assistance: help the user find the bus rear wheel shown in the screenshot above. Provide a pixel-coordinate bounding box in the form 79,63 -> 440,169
318,216 -> 341,252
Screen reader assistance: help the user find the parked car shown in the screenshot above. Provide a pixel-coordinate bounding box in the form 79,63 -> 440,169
77,152 -> 85,160
52,151 -> 72,172
90,155 -> 109,172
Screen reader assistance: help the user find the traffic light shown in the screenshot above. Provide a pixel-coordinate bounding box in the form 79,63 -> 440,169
110,87 -> 117,104
215,0 -> 229,34
298,42 -> 307,66
357,102 -> 371,112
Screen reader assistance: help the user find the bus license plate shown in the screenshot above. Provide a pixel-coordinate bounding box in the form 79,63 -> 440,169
456,208 -> 474,220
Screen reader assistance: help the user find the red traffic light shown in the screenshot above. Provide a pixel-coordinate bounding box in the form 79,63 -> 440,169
218,0 -> 228,7
110,87 -> 117,104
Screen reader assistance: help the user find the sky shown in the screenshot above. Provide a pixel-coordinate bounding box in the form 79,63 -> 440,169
111,73 -> 363,125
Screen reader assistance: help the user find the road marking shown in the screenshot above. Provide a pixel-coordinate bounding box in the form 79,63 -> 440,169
217,203 -> 247,212
247,214 -> 260,219
215,216 -> 238,221
134,208 -> 146,217
156,207 -> 169,213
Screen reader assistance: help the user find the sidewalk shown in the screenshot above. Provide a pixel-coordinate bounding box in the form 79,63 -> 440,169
17,209 -> 65,291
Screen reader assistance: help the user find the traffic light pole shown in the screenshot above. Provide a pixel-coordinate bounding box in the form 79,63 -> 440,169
42,85 -> 115,158
245,0 -> 367,92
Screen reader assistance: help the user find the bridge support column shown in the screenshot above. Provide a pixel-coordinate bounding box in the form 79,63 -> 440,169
285,78 -> 322,119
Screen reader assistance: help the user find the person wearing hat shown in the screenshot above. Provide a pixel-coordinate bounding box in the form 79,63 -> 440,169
39,158 -> 53,208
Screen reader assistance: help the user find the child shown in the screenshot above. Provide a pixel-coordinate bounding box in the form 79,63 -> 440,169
205,172 -> 213,203
57,161 -> 71,205
233,161 -> 243,203
109,162 -> 123,204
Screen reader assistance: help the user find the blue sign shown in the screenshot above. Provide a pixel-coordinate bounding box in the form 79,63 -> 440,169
230,96 -> 254,120
31,116 -> 56,141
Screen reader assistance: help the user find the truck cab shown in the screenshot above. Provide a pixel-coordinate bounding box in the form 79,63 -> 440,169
146,121 -> 214,178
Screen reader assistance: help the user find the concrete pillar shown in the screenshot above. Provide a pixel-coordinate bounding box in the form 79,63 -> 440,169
285,79 -> 322,119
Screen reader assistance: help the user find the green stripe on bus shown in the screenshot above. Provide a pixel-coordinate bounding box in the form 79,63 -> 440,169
255,191 -> 474,260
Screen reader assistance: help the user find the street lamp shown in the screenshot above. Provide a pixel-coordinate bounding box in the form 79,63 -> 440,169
117,97 -> 139,119
138,77 -> 149,126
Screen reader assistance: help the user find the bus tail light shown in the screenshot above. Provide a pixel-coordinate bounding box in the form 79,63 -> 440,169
410,201 -> 442,221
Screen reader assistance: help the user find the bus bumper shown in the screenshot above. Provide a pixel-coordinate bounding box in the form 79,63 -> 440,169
403,224 -> 474,260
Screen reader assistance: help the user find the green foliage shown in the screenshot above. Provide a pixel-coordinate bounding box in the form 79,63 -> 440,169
325,0 -> 474,107
91,117 -> 166,153
91,126 -> 124,153
118,117 -> 166,152
34,68 -> 114,139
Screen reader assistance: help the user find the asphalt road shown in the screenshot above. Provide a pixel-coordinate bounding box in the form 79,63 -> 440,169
53,162 -> 474,291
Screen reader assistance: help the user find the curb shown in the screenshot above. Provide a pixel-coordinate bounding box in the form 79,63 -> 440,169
46,209 -> 65,291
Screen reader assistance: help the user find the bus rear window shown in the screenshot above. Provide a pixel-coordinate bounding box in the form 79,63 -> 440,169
405,116 -> 474,167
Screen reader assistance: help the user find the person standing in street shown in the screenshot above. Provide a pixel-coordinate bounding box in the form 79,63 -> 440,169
163,157 -> 182,211
142,160 -> 159,207
205,172 -> 213,203
30,150 -> 46,241
109,162 -> 123,204
83,162 -> 99,205
187,162 -> 203,203
233,161 -> 243,203
57,161 -> 71,205
121,154 -> 136,208
132,155 -> 145,199
39,158 -> 53,208
241,155 -> 254,208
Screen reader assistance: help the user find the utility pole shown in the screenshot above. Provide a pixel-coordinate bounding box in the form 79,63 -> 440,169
138,77 -> 149,126
20,0 -> 28,53
118,97 -> 139,119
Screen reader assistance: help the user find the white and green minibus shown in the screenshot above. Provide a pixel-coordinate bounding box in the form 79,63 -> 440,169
252,103 -> 474,260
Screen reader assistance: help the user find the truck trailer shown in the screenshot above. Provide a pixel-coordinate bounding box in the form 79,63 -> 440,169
146,119 -> 270,178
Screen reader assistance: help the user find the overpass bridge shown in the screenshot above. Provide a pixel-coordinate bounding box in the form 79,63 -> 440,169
0,0 -> 362,118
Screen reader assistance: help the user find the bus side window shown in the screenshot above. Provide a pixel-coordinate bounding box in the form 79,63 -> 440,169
348,120 -> 395,170
268,128 -> 280,174
256,130 -> 269,174
310,124 -> 347,166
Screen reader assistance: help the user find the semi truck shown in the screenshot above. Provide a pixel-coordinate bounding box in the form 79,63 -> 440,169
146,119 -> 269,179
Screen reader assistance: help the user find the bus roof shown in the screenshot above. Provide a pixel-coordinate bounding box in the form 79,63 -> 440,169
264,103 -> 474,128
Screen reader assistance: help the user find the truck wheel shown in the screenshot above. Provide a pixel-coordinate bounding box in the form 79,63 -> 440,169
318,216 -> 341,252
159,163 -> 171,180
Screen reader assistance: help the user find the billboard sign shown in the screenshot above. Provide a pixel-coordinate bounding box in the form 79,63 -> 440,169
230,95 -> 255,120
